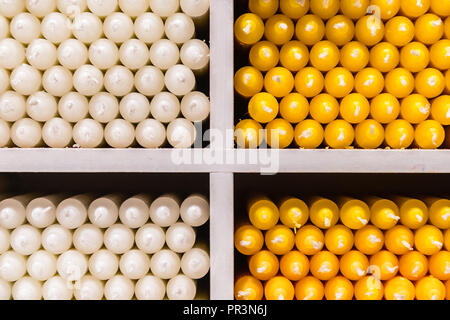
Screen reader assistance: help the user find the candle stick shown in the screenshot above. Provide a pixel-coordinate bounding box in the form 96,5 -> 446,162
104,275 -> 134,300
119,0 -> 148,17
26,91 -> 58,122
0,39 -> 25,69
72,12 -> 103,44
89,92 -> 119,124
0,227 -> 9,253
42,66 -> 73,97
10,64 -> 42,96
57,39 -> 88,70
180,39 -> 209,72
149,39 -> 180,71
88,249 -> 119,280
119,194 -> 151,229
134,66 -> 164,97
72,118 -> 104,148
119,249 -> 151,280
150,249 -> 181,280
167,118 -> 196,148
119,39 -> 149,71
149,194 -> 180,227
74,275 -> 104,300
104,118 -> 135,148
26,0 -> 56,18
103,223 -> 134,254
88,194 -> 122,228
166,222 -> 196,253
42,117 -> 73,148
56,194 -> 93,229
119,93 -> 151,124
56,249 -> 88,282
58,92 -> 89,123
0,119 -> 10,147
41,224 -> 72,254
180,0 -> 210,19
27,250 -> 57,281
10,224 -> 41,255
134,13 -> 164,44
0,1 -> 25,18
73,65 -> 104,97
57,0 -> 87,16
42,276 -> 73,300
87,0 -> 118,17
164,64 -> 195,96
135,223 -> 165,254
180,91 -> 210,123
181,247 -> 210,279
180,194 -> 209,227
11,118 -> 43,148
150,0 -> 180,18
165,13 -> 195,44
26,39 -> 57,70
135,275 -> 165,300
41,12 -> 72,44
10,12 -> 41,44
12,277 -> 42,300
104,65 -> 134,97
0,194 -> 36,229
135,119 -> 166,149
73,223 -> 103,254
166,274 -> 196,300
0,278 -> 11,300
0,251 -> 27,282
26,194 -> 64,229
89,39 -> 119,70
103,13 -> 134,44
0,91 -> 26,122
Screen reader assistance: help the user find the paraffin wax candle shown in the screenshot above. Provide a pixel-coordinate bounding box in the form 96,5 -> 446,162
0,39 -> 25,69
149,194 -> 180,227
167,274 -> 196,300
104,118 -> 135,148
119,92 -> 151,124
180,194 -> 210,227
56,194 -> 93,229
42,66 -> 73,97
167,118 -> 196,148
89,92 -> 120,124
180,91 -> 210,123
135,119 -> 166,149
119,249 -> 150,280
72,118 -> 104,148
26,39 -> 57,70
41,224 -> 72,254
0,251 -> 27,282
74,275 -> 104,300
88,249 -> 119,280
58,92 -> 89,123
72,12 -> 103,44
134,66 -> 165,97
104,275 -> 134,300
104,66 -> 134,97
87,194 -> 122,228
41,12 -> 72,44
42,117 -> 73,148
57,39 -> 88,70
149,39 -> 180,71
135,223 -> 165,254
10,64 -> 42,96
73,224 -> 103,254
89,39 -> 119,70
27,250 -> 57,281
103,13 -> 134,44
119,39 -> 149,71
103,224 -> 134,254
150,92 -> 180,124
150,249 -> 181,280
135,275 -> 165,300
26,0 -> 57,18
0,91 -> 26,122
42,276 -> 73,300
12,276 -> 42,300
150,0 -> 179,18
165,222 -> 196,253
118,194 -> 151,229
134,13 -> 164,44
10,13 -> 41,44
10,118 -> 42,148
73,65 -> 104,97
26,91 -> 58,122
165,13 -> 195,44
10,224 -> 41,255
26,194 -> 62,229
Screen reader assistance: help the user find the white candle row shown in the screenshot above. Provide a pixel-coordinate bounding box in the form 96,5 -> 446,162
0,193 -> 210,230
0,38 -> 209,72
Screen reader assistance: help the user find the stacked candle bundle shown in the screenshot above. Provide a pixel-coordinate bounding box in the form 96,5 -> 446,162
235,196 -> 450,300
0,193 -> 210,300
0,0 -> 210,149
234,0 -> 450,149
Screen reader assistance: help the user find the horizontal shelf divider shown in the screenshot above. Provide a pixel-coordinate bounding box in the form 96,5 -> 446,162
0,148 -> 450,173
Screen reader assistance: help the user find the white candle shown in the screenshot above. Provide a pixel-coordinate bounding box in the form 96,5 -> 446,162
58,92 -> 89,123
0,227 -> 9,253
10,224 -> 41,255
180,194 -> 209,227
165,64 -> 196,96
0,38 -> 25,69
26,194 -> 63,228
150,0 -> 179,18
56,194 -> 93,229
89,92 -> 119,123
0,0 -> 25,18
150,249 -> 180,279
10,12 -> 41,44
149,194 -> 180,227
73,223 -> 103,254
26,91 -> 57,122
134,66 -> 165,97
166,222 -> 195,253
166,274 -> 196,300
74,275 -> 104,300
57,39 -> 88,70
87,0 -> 118,17
104,223 -> 134,254
88,249 -> 119,280
41,224 -> 72,254
26,0 -> 56,18
103,13 -> 134,44
10,64 -> 41,96
11,118 -> 42,148
134,13 -> 165,44
180,0 -> 210,18
0,251 -> 27,281
119,93 -> 151,124
42,276 -> 73,300
0,194 -> 35,229
135,119 -> 166,149
119,249 -> 150,280
0,119 -> 10,147
181,247 -> 209,279
135,223 -> 165,254
119,0 -> 148,17
104,119 -> 135,148
56,250 -> 88,282
42,118 -> 73,148
165,13 -> 195,44
149,39 -> 180,71
42,66 -> 73,97
12,277 -> 42,300
180,39 -> 209,71
0,91 -> 26,122
89,39 -> 119,70
41,12 -> 72,44
27,250 -> 57,281
104,275 -> 134,300
0,278 -> 11,300
167,118 -> 196,148
72,12 -> 103,44
104,65 -> 134,97
135,275 -> 165,300
119,194 -> 151,229
26,39 -> 57,70
0,68 -> 9,93
57,0 -> 87,15
180,91 -> 210,123
119,39 -> 149,70
88,194 -> 122,228
73,64 -> 104,96
72,118 -> 104,148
